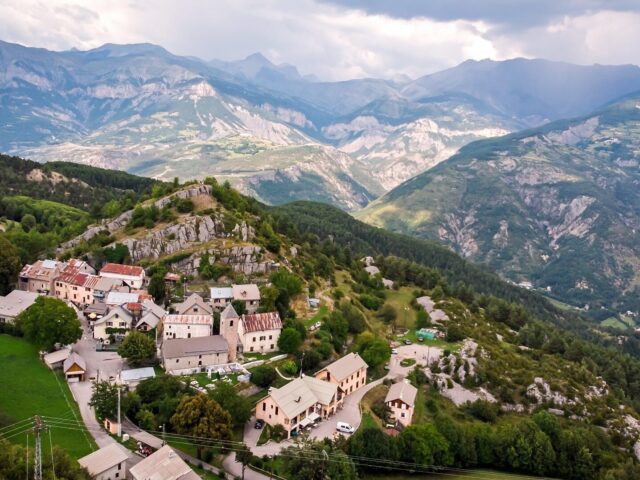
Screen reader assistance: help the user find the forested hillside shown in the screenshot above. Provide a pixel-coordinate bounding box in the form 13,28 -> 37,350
358,94 -> 640,321
0,154 -> 158,212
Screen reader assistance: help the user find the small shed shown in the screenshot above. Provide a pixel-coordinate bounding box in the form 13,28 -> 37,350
43,348 -> 71,369
121,367 -> 156,385
308,298 -> 320,309
63,352 -> 87,382
104,417 -> 120,435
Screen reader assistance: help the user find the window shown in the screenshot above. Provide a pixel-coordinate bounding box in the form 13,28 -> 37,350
275,407 -> 279,415
230,320 -> 234,327
176,359 -> 179,363
262,402 -> 266,411
250,347 -> 254,352
253,337 -> 257,342
270,344 -> 274,349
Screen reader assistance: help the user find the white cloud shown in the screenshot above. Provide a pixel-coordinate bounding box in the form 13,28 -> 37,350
0,0 -> 637,80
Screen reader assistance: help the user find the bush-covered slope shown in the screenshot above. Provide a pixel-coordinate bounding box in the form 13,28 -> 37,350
358,94 -> 640,316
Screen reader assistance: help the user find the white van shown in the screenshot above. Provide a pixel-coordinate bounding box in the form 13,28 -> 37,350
336,422 -> 355,434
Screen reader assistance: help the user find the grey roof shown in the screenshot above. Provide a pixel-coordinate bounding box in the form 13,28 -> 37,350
385,381 -> 418,407
0,290 -> 39,318
269,376 -> 338,420
63,352 -> 86,372
130,445 -> 199,480
92,276 -> 122,292
210,287 -> 233,299
78,444 -> 129,475
220,303 -> 239,320
232,284 -> 260,301
138,311 -> 161,329
174,293 -> 212,315
142,299 -> 166,318
43,348 -> 71,366
93,305 -> 133,326
318,353 -> 368,382
106,291 -> 139,305
121,367 -> 156,383
163,335 -> 228,359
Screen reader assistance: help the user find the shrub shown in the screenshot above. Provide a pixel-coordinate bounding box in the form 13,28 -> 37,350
251,365 -> 277,388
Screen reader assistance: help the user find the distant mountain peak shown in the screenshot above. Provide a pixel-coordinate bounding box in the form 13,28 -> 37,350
82,42 -> 170,58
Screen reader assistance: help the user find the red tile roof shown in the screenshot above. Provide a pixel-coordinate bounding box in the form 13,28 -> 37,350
241,312 -> 282,333
100,263 -> 144,277
56,271 -> 89,287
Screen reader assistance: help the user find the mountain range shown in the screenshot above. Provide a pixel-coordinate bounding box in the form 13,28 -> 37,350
3,40 -> 640,210
359,94 -> 640,315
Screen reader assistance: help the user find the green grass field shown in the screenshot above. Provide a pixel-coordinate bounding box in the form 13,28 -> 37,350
0,334 -> 94,459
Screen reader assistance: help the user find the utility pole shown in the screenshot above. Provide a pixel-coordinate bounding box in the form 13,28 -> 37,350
299,352 -> 305,378
117,381 -> 122,437
33,416 -> 44,480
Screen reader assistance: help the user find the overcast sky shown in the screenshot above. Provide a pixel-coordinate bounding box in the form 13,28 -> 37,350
1,0 -> 639,81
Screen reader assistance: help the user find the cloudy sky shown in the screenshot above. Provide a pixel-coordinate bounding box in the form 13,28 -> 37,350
1,0 -> 639,80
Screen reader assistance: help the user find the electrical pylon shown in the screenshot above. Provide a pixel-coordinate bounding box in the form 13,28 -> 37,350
33,416 -> 44,480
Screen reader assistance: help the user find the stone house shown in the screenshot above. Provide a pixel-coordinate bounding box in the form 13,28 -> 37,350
161,314 -> 212,340
238,311 -> 282,353
162,335 -> 229,375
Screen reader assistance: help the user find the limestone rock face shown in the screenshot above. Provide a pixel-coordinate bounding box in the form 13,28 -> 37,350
60,184 -> 213,250
167,245 -> 275,277
232,221 -> 255,242
123,215 -> 224,262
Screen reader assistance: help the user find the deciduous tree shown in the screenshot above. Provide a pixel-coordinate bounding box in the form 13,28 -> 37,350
171,393 -> 232,459
17,297 -> 82,350
118,331 -> 156,367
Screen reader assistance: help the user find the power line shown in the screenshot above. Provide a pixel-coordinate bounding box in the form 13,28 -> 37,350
39,416 -> 554,480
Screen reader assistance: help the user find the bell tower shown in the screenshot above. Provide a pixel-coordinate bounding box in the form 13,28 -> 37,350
219,304 -> 239,362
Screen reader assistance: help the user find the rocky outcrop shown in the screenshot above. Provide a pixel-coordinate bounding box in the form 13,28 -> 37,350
123,215 -> 225,262
60,184 -> 213,250
167,245 -> 275,277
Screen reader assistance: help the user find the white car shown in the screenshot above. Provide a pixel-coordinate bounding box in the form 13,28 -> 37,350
391,348 -> 398,354
336,422 -> 355,434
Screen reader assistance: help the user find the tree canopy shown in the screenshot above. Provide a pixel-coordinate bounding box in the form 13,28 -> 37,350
17,296 -> 82,350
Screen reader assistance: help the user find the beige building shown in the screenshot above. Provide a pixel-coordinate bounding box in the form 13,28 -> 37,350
162,314 -> 213,340
162,335 -> 229,375
314,352 -> 368,396
0,290 -> 39,323
173,293 -> 212,315
385,381 -> 417,427
238,311 -> 282,353
130,445 -> 199,480
54,271 -> 94,306
256,376 -> 343,438
232,284 -> 260,313
78,443 -> 129,480
93,306 -> 134,341
19,259 -> 65,295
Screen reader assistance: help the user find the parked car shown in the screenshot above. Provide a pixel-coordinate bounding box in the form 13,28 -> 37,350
403,339 -> 412,345
391,348 -> 398,354
254,419 -> 265,429
384,363 -> 390,370
336,422 -> 355,434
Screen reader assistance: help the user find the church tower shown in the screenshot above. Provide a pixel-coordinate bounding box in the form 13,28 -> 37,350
220,304 -> 239,362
